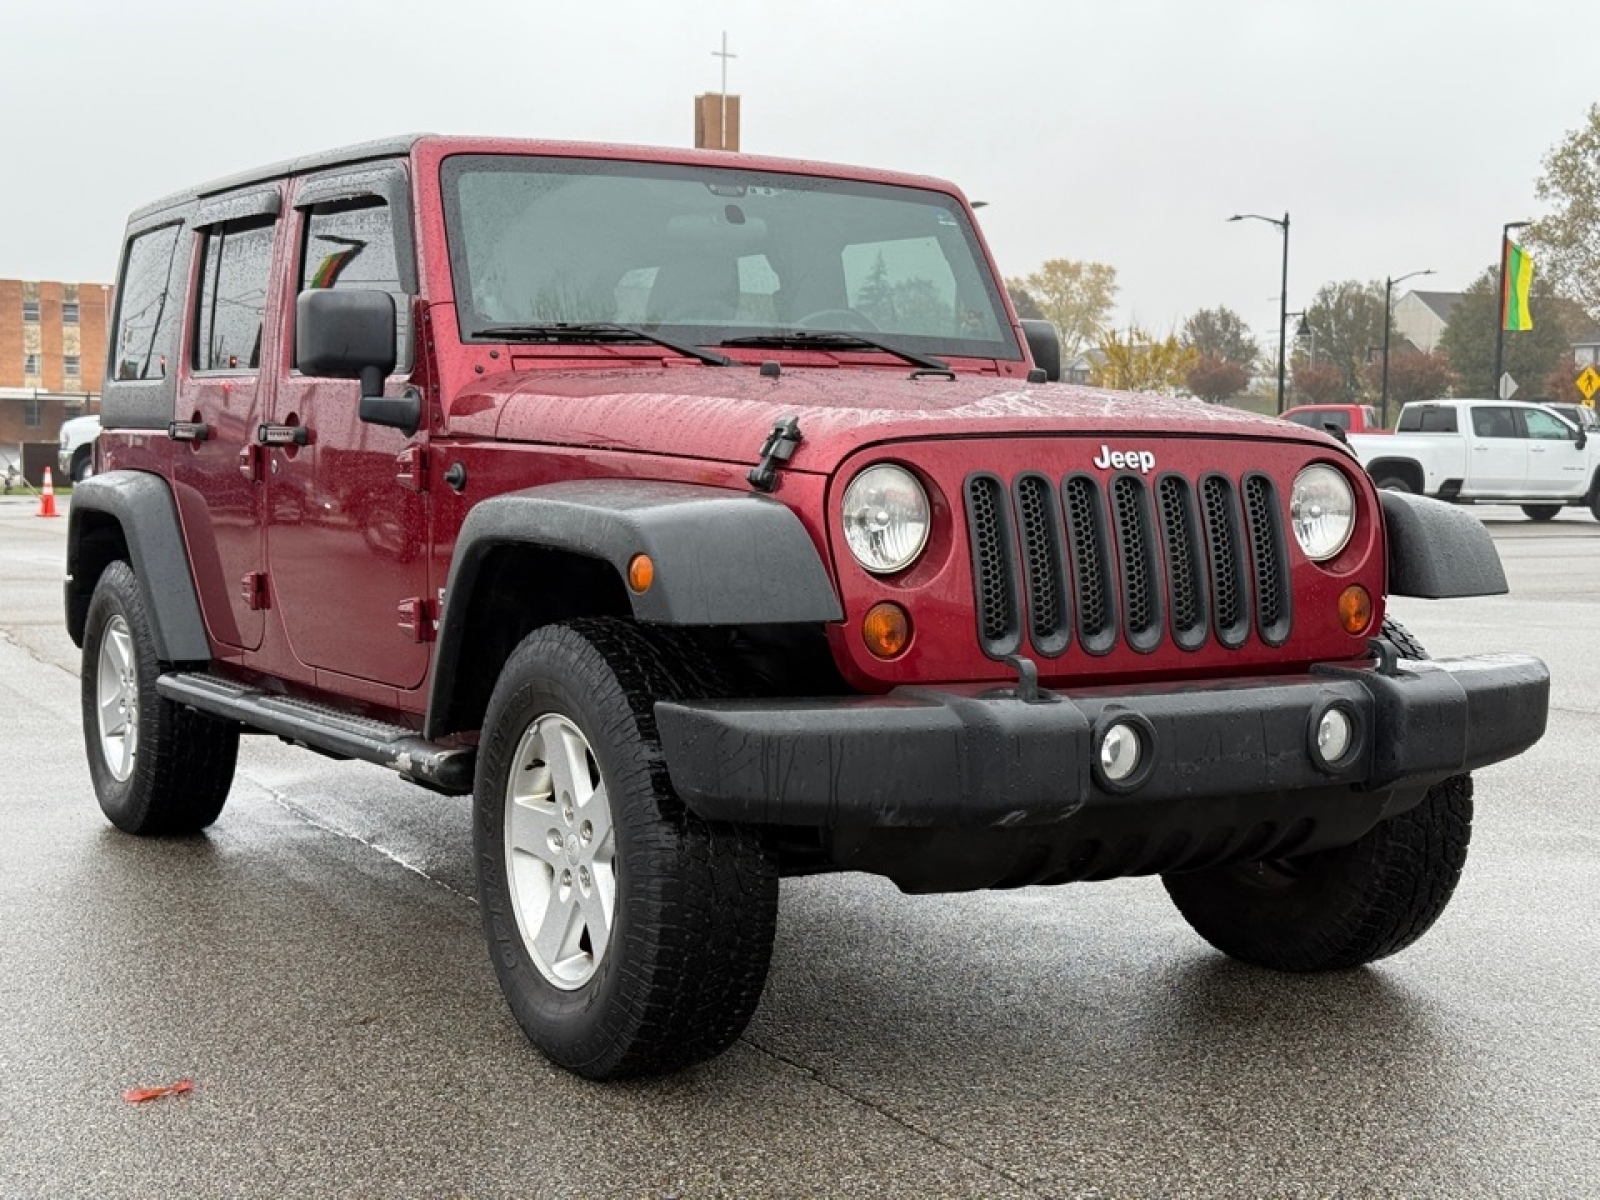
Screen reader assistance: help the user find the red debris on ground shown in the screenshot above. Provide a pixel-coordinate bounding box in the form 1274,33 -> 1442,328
121,1080 -> 195,1104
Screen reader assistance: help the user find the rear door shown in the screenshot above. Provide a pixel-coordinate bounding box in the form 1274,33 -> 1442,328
264,164 -> 431,690
1466,404 -> 1527,495
170,190 -> 285,652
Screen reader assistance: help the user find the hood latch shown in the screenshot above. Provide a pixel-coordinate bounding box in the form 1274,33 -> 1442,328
748,415 -> 802,493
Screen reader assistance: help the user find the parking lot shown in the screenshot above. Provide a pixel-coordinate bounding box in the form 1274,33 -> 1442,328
1,496 -> 1596,1199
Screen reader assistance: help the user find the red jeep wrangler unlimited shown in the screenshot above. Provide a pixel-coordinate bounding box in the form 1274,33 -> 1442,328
67,136 -> 1549,1080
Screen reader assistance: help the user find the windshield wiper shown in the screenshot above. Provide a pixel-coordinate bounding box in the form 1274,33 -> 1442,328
472,322 -> 732,366
721,331 -> 950,373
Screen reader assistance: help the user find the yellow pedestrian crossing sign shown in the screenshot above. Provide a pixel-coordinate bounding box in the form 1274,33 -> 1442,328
1578,365 -> 1600,404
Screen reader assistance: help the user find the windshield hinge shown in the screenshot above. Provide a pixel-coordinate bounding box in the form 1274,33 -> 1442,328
748,415 -> 802,493
396,444 -> 428,492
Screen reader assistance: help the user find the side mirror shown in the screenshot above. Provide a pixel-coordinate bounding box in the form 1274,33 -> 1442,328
1577,428 -> 1588,450
1019,319 -> 1061,383
296,289 -> 418,435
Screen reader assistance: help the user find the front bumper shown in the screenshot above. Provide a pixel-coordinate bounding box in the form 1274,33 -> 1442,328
655,652 -> 1549,830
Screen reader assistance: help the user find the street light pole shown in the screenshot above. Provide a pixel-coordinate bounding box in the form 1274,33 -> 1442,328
1229,211 -> 1290,413
1493,220 -> 1532,398
1381,268 -> 1434,428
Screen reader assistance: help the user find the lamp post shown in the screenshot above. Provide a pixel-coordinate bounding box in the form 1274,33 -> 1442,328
1229,211 -> 1290,413
1381,268 -> 1434,428
1493,220 -> 1533,398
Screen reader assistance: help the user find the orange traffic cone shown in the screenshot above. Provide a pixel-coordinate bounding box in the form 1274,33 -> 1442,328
37,467 -> 58,518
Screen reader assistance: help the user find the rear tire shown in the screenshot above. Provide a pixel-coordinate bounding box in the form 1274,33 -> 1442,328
1162,617 -> 1472,971
1521,504 -> 1561,521
81,560 -> 238,834
1373,474 -> 1412,493
70,447 -> 95,484
473,618 -> 778,1080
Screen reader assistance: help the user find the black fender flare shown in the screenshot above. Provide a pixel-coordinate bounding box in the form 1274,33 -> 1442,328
1380,489 -> 1508,598
65,472 -> 211,662
426,480 -> 843,737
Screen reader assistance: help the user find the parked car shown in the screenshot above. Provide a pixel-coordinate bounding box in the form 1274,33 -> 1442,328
66,135 -> 1549,1081
1347,398 -> 1600,521
1282,403 -> 1388,434
1545,401 -> 1600,435
58,414 -> 101,483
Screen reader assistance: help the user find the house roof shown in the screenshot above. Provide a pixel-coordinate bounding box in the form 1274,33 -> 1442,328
1406,291 -> 1464,322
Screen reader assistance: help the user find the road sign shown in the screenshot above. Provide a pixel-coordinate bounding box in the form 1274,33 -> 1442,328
1499,372 -> 1519,400
1576,365 -> 1600,403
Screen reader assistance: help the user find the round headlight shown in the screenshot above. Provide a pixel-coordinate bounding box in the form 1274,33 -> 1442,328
1290,465 -> 1356,562
841,464 -> 930,575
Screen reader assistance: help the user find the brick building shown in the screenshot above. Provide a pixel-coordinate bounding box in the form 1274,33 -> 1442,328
1,279 -> 113,470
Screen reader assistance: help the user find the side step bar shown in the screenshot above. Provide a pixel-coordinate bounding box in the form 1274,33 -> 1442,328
157,672 -> 475,794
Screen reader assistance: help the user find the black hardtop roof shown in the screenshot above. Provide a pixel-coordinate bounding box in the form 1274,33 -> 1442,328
128,134 -> 428,223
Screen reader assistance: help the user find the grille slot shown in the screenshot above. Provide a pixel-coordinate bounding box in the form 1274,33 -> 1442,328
1111,476 -> 1163,653
1063,476 -> 1117,655
1243,474 -> 1291,645
965,474 -> 1022,656
1157,475 -> 1208,650
963,463 -> 1292,661
1013,474 -> 1071,656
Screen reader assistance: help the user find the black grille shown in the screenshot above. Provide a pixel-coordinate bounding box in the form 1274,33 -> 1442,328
965,465 -> 1289,659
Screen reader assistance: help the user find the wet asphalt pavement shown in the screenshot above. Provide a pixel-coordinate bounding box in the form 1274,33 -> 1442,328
0,496 -> 1596,1198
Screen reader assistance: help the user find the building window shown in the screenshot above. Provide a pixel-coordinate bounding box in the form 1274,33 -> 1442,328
62,301 -> 80,325
24,397 -> 42,427
23,352 -> 40,376
22,300 -> 40,322
64,355 -> 81,378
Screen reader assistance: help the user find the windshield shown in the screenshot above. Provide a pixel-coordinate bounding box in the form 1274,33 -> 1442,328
440,155 -> 1018,360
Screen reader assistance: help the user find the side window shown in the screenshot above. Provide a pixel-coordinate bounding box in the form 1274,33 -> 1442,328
298,197 -> 410,371
1471,406 -> 1518,439
1523,409 -> 1572,440
111,223 -> 182,380
194,217 -> 276,372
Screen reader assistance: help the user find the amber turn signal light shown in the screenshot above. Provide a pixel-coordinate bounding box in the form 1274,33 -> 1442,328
861,602 -> 911,659
627,554 -> 654,594
1338,585 -> 1373,636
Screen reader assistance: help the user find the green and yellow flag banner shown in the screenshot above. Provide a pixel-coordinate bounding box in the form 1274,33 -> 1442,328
1502,240 -> 1534,332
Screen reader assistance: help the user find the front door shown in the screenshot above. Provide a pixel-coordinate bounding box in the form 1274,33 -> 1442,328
264,170 -> 431,690
1521,406 -> 1588,498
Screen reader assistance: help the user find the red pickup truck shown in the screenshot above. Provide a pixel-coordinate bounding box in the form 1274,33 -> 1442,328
1283,403 -> 1389,434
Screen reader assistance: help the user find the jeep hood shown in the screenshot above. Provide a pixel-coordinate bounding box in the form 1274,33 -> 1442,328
452,367 -> 1333,472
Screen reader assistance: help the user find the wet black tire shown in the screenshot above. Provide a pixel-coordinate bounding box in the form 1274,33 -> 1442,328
81,560 -> 239,834
473,618 -> 778,1080
1521,504 -> 1561,522
1162,617 -> 1473,971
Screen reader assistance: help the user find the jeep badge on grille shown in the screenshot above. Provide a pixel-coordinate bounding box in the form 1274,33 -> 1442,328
1092,445 -> 1156,473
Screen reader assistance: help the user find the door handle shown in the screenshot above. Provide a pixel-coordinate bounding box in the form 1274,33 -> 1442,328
257,424 -> 309,447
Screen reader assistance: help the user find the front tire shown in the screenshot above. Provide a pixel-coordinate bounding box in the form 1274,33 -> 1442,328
1162,618 -> 1472,971
474,619 -> 778,1080
1521,504 -> 1561,521
70,447 -> 95,484
81,560 -> 239,834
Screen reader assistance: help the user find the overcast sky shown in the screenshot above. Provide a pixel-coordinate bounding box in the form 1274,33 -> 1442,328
2,0 -> 1592,350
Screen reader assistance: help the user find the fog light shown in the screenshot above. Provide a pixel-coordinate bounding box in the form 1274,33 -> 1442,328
1099,722 -> 1142,783
1338,585 -> 1373,635
1316,707 -> 1354,764
861,602 -> 911,659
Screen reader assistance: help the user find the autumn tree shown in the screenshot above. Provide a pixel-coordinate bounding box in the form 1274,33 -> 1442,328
1186,356 -> 1251,403
1291,360 -> 1345,406
1007,287 -> 1044,320
1301,280 -> 1389,403
1438,265 -> 1576,397
1365,350 -> 1458,411
1181,307 -> 1259,367
1090,327 -> 1199,394
1004,259 -> 1118,362
1528,104 -> 1600,320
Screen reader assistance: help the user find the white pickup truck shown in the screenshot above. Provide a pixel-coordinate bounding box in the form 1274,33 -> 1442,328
1347,398 -> 1600,522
